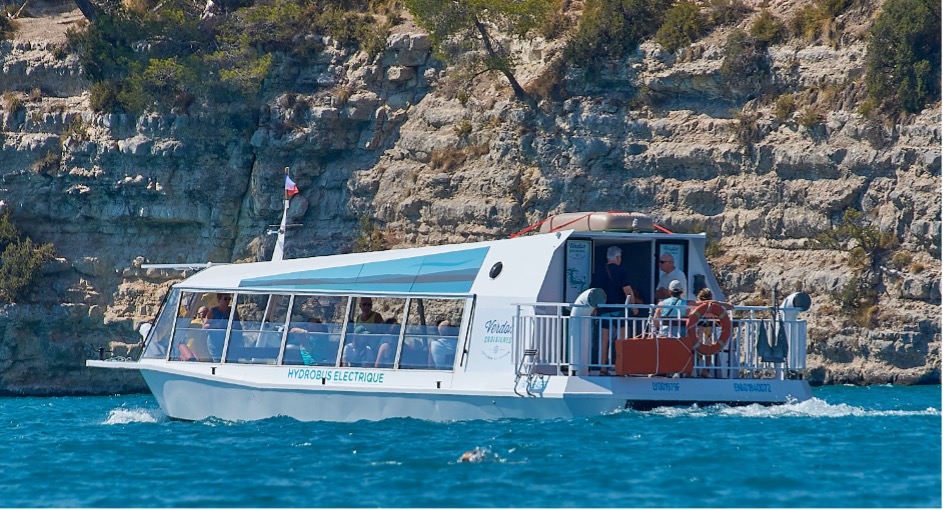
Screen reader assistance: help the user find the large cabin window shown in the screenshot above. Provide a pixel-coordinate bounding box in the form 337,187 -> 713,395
224,294 -> 289,364
169,291 -> 213,362
284,295 -> 346,366
342,297 -> 406,368
398,298 -> 464,371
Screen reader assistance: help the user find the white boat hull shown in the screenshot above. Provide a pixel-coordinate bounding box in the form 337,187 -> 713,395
88,360 -> 812,422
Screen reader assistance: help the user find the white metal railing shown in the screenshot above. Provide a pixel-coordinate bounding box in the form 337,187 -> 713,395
512,302 -> 807,379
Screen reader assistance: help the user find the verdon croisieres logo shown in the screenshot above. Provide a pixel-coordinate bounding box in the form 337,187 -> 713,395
481,319 -> 513,360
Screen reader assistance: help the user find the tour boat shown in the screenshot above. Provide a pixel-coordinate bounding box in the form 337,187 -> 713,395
87,212 -> 814,421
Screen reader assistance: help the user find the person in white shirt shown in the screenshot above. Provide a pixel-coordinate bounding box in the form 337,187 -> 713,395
654,253 -> 689,301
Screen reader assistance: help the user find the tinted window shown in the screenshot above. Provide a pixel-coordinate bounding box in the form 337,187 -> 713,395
398,298 -> 464,371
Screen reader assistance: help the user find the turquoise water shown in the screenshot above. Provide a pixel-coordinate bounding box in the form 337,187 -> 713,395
1,385 -> 939,508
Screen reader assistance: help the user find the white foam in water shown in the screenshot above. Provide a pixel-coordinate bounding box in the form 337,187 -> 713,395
725,397 -> 940,418
642,398 -> 940,418
102,407 -> 163,425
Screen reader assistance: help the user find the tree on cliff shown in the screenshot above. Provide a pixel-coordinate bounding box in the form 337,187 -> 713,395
865,0 -> 941,113
404,0 -> 552,109
0,213 -> 55,304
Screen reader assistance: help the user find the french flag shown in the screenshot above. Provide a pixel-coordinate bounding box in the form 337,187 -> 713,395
285,173 -> 299,199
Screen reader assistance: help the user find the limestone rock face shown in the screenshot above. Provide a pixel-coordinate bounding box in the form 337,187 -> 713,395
0,1 -> 938,395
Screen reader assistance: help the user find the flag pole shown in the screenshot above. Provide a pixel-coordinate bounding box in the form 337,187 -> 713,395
272,167 -> 291,262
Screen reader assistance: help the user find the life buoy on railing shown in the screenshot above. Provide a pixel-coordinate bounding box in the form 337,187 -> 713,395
685,301 -> 732,355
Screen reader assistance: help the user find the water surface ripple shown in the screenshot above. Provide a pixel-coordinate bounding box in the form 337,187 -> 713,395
0,385 -> 939,507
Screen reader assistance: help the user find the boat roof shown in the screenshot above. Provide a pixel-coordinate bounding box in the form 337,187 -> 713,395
175,230 -> 576,298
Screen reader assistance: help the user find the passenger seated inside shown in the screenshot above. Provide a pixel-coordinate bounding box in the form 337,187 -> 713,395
342,325 -> 373,367
430,320 -> 457,369
285,318 -> 336,366
374,319 -> 400,368
203,293 -> 241,362
399,337 -> 429,369
186,306 -> 211,361
355,298 -> 384,326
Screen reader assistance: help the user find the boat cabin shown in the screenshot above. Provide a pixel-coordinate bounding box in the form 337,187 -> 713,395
137,212 -> 807,383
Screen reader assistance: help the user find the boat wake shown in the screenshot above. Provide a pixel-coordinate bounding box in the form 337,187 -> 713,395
642,398 -> 940,419
102,407 -> 165,425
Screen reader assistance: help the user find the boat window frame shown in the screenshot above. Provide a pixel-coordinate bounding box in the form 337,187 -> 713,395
167,288 -> 476,369
455,296 -> 476,369
142,288 -> 180,360
390,298 -> 410,368
333,296 -> 355,366
275,294 -> 295,365
218,293 -> 239,364
167,290 -> 214,363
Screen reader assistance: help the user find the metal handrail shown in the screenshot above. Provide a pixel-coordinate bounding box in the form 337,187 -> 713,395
512,302 -> 806,379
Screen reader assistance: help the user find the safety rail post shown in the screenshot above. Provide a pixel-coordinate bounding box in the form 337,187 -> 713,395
513,304 -> 522,366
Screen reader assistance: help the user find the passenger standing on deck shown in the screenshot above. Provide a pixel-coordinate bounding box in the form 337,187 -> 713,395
203,293 -> 241,362
654,253 -> 688,301
590,246 -> 639,375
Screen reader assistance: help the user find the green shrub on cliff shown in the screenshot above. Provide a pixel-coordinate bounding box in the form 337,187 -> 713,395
749,9 -> 785,45
0,213 -> 55,304
68,0 -> 386,114
719,29 -> 770,97
89,81 -> 121,113
654,1 -> 703,53
567,0 -> 670,68
787,0 -> 854,44
706,0 -> 751,26
120,57 -> 201,113
864,0 -> 941,114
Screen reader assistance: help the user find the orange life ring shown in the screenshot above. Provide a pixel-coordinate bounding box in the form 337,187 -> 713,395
685,300 -> 732,355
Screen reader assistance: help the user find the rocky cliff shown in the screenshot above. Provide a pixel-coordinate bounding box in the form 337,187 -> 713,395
0,0 -> 938,395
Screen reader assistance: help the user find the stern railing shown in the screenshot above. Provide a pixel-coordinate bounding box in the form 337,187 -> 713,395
512,302 -> 807,379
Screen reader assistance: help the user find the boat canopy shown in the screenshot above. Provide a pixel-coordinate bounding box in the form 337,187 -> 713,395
175,231 -> 574,300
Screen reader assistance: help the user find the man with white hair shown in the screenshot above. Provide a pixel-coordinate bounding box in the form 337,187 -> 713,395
589,245 -> 639,375
654,253 -> 689,301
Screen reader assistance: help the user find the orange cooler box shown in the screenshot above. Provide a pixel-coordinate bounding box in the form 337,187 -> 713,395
615,337 -> 694,376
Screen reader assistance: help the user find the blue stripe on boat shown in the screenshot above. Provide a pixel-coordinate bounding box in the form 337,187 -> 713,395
238,247 -> 489,293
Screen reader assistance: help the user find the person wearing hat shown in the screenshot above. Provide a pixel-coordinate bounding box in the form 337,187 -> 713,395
654,253 -> 689,301
655,279 -> 690,337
